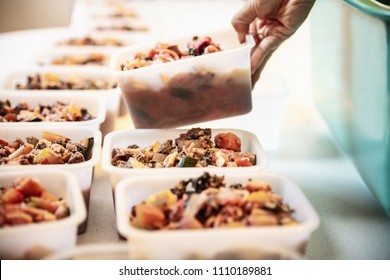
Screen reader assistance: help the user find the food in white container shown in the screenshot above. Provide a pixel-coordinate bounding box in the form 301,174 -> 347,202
115,171 -> 320,259
101,128 -> 268,188
0,170 -> 86,260
0,67 -> 120,137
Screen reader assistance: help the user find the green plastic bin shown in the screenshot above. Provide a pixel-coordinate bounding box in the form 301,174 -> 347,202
311,0 -> 390,217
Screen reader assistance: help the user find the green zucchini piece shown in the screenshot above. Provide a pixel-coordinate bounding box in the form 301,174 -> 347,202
177,156 -> 198,167
83,137 -> 94,160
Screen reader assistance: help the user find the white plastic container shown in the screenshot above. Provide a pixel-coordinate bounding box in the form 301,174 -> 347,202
0,126 -> 101,206
110,29 -> 255,128
0,91 -> 106,131
0,67 -> 120,137
183,73 -> 288,151
44,242 -> 130,260
115,171 -> 320,260
54,30 -> 147,50
43,241 -> 303,260
33,47 -> 114,67
0,170 -> 86,260
101,128 -> 269,188
71,17 -> 150,35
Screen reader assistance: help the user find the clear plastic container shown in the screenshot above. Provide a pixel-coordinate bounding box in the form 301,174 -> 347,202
101,128 -> 269,189
0,66 -> 120,137
183,73 -> 288,151
0,170 -> 86,260
115,171 -> 320,260
110,29 -> 255,128
0,91 -> 106,131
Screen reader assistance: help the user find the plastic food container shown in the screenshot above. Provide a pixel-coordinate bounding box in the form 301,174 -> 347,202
43,242 -> 303,260
33,47 -> 114,67
115,171 -> 320,260
110,29 -> 255,128
101,128 -> 269,189
44,243 -> 130,260
72,17 -> 150,35
183,73 -> 288,151
311,0 -> 390,217
0,91 -> 106,131
0,170 -> 86,260
0,67 -> 121,137
0,126 -> 101,208
71,0 -> 145,22
54,31 -> 146,49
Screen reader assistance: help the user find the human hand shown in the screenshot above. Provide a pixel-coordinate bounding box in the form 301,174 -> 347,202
232,0 -> 316,86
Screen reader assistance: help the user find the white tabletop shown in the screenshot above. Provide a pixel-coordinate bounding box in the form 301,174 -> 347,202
1,0 -> 389,260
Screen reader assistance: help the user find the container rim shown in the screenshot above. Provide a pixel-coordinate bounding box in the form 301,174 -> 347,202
110,34 -> 255,76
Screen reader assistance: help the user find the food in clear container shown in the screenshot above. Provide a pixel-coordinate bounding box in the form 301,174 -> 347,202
0,177 -> 69,228
111,128 -> 256,169
14,73 -> 115,90
0,99 -> 93,122
130,172 -> 297,230
113,35 -> 253,128
0,131 -> 94,166
120,36 -> 222,70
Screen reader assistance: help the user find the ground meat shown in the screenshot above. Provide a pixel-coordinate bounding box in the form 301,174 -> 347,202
157,139 -> 174,155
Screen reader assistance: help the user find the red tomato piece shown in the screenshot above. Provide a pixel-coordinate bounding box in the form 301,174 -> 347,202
214,132 -> 241,152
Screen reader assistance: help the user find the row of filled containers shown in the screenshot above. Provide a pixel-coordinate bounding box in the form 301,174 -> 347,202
0,0 -> 154,259
0,126 -> 320,259
1,0 -> 319,259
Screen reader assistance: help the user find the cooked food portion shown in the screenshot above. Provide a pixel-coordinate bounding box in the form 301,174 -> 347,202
0,100 -> 94,122
130,172 -> 297,230
111,128 -> 256,168
57,36 -> 123,47
95,24 -> 148,32
0,131 -> 94,165
48,53 -> 108,66
120,36 -> 221,70
0,177 -> 69,227
15,73 -> 115,90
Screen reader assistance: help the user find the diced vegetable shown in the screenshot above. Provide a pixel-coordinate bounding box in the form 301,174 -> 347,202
214,132 -> 241,152
15,177 -> 45,197
42,131 -> 69,143
177,156 -> 198,167
33,148 -> 63,164
82,137 -> 94,160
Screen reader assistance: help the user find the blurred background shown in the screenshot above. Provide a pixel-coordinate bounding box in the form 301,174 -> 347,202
0,0 -> 75,32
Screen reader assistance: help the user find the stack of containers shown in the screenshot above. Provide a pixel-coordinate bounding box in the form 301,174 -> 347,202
22,0 -> 155,135
0,0 -> 154,259
0,71 -> 103,253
